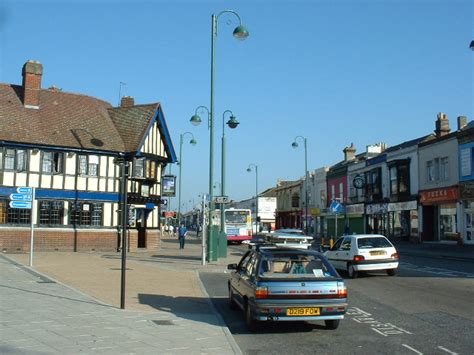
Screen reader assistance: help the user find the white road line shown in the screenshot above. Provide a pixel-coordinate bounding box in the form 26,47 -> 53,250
437,346 -> 458,355
402,344 -> 423,354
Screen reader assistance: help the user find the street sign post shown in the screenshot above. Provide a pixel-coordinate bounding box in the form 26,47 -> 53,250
214,196 -> 229,204
9,187 -> 35,266
330,200 -> 344,243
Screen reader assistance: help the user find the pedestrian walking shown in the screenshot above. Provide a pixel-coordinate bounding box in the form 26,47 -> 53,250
178,223 -> 188,249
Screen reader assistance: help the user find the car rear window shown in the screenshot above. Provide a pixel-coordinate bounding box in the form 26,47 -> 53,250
258,253 -> 338,278
357,237 -> 393,249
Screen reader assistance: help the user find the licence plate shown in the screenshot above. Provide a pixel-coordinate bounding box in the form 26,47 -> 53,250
370,250 -> 386,256
286,307 -> 320,316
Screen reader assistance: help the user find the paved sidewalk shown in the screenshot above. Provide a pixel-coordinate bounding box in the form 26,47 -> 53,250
0,234 -> 243,354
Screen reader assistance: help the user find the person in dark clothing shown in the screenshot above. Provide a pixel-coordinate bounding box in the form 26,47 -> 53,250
178,223 -> 187,249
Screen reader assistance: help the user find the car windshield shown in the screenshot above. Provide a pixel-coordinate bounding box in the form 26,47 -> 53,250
258,253 -> 338,278
357,237 -> 393,249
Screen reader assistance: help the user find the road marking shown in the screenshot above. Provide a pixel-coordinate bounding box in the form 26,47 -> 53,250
402,344 -> 423,354
437,346 -> 458,355
347,307 -> 412,337
399,262 -> 474,278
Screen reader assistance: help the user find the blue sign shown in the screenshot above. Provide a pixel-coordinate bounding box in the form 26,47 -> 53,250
17,187 -> 33,194
10,193 -> 32,202
9,201 -> 32,209
330,200 -> 343,214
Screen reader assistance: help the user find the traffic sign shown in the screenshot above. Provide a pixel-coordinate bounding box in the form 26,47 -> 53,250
10,193 -> 32,201
330,200 -> 343,214
17,187 -> 33,194
9,201 -> 32,209
214,196 -> 229,204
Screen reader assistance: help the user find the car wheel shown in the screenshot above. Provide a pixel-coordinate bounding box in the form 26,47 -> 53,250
228,287 -> 238,310
325,319 -> 340,330
347,264 -> 358,279
245,302 -> 258,332
386,269 -> 397,276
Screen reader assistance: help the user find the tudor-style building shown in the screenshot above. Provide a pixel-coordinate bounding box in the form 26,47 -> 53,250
0,60 -> 176,252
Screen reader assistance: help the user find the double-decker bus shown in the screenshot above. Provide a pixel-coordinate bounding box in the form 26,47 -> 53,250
211,208 -> 252,243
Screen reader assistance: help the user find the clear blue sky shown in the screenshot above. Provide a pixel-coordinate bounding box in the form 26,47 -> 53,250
1,0 -> 473,212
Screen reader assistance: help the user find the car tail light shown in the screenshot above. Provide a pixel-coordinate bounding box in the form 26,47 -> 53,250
255,286 -> 268,299
391,253 -> 399,260
337,282 -> 347,298
353,255 -> 365,262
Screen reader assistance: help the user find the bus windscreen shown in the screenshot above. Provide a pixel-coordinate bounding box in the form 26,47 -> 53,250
225,210 -> 248,224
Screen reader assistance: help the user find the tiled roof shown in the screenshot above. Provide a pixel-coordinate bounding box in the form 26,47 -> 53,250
108,104 -> 157,152
0,84 -> 174,160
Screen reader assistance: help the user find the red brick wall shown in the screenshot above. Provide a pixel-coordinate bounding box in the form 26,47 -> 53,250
0,228 -> 162,253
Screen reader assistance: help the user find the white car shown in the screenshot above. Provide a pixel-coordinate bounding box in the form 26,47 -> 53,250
323,234 -> 399,278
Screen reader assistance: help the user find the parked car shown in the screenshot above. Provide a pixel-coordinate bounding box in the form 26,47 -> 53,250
322,234 -> 399,278
227,245 -> 347,331
272,228 -> 305,235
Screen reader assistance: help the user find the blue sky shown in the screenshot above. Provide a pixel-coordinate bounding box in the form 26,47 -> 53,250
1,0 -> 473,212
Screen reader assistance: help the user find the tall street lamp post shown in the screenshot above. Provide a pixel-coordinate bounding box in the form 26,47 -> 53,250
247,164 -> 258,234
292,136 -> 309,235
178,132 -> 197,226
220,110 -> 240,237
190,10 -> 248,261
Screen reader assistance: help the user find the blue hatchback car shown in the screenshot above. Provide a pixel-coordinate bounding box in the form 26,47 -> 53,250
228,245 -> 348,331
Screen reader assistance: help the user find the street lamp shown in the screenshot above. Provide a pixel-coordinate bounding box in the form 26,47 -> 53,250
247,164 -> 258,234
291,136 -> 309,235
220,110 -> 240,234
192,10 -> 248,262
178,132 -> 197,226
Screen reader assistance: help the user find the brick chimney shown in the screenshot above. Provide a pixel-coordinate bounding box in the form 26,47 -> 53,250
457,116 -> 467,130
120,96 -> 135,107
22,60 -> 43,109
435,112 -> 450,137
343,143 -> 356,162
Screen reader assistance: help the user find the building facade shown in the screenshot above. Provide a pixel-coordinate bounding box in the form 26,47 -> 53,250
0,60 -> 176,252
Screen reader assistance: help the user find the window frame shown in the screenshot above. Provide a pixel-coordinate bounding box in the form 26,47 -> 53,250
2,148 -> 28,172
69,201 -> 103,227
41,151 -> 64,175
77,154 -> 99,177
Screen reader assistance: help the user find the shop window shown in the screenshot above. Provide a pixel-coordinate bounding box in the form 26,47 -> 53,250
0,201 -> 6,224
0,199 -> 31,224
42,152 -> 64,174
69,202 -> 103,226
39,201 -> 64,226
2,148 -> 27,172
78,155 -> 99,176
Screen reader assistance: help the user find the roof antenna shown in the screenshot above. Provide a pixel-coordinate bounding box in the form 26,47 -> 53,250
118,81 -> 127,105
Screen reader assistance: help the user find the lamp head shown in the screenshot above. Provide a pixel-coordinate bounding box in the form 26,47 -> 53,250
227,115 -> 240,129
189,138 -> 197,146
233,25 -> 249,40
470,40 -> 474,50
246,167 -> 251,172
190,114 -> 202,126
292,142 -> 299,148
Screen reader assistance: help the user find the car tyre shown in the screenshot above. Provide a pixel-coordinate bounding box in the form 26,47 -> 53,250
245,302 -> 258,332
386,268 -> 397,276
228,287 -> 238,310
325,319 -> 340,330
347,264 -> 358,279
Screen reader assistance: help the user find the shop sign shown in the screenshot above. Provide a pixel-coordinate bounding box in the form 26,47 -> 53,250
366,203 -> 388,215
346,204 -> 364,215
388,200 -> 417,212
420,187 -> 459,204
460,181 -> 474,199
310,208 -> 321,216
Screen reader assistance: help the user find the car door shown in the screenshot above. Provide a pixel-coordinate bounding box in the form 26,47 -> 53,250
338,237 -> 353,266
231,251 -> 252,305
239,252 -> 259,302
325,237 -> 344,270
